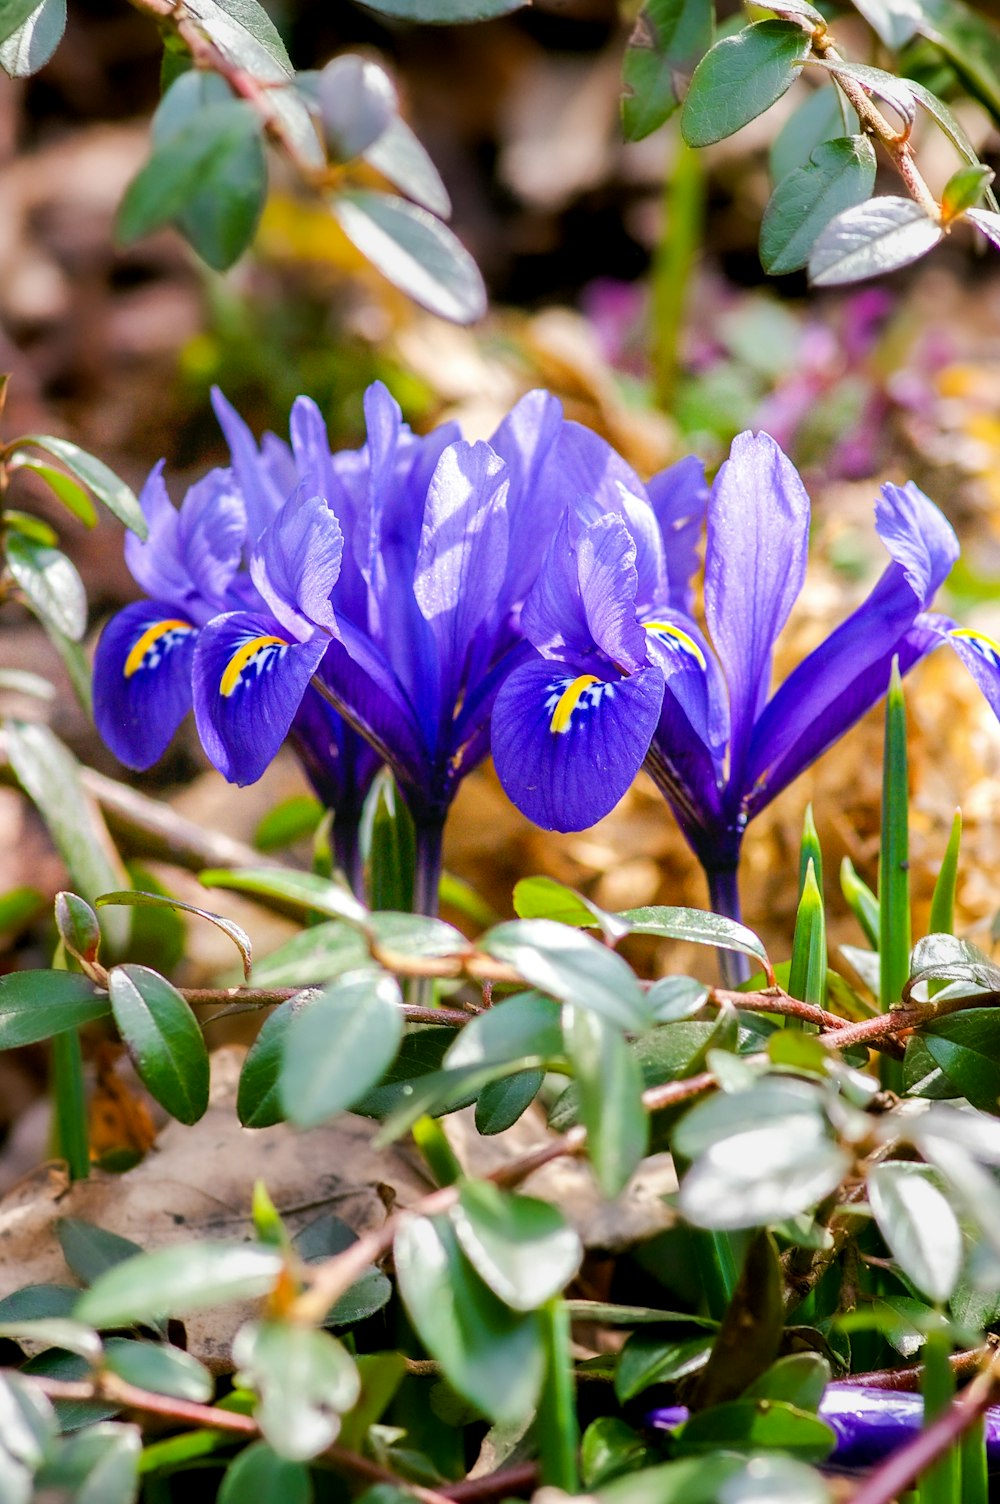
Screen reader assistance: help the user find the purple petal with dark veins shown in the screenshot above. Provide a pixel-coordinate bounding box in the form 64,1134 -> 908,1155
492,655 -> 664,832
250,491 -> 343,639
646,454 -> 708,615
576,513 -> 646,674
704,431 -> 810,786
211,387 -> 286,540
93,601 -> 197,769
193,611 -> 328,785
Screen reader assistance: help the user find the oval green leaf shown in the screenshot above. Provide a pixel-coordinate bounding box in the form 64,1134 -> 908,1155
761,135 -> 877,274
808,196 -> 943,286
4,534 -> 87,640
75,1242 -> 283,1327
331,190 -> 486,324
681,20 -> 811,147
0,970 -> 109,1049
482,919 -> 649,1030
13,435 -> 144,536
107,965 -> 209,1125
279,970 -> 404,1128
450,1182 -> 582,1311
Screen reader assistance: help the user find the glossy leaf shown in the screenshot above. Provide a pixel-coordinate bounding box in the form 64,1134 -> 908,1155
915,0 -> 1000,119
394,1215 -> 544,1424
331,190 -> 486,324
103,1338 -> 213,1402
851,0 -> 921,48
356,0 -> 526,17
199,866 -> 369,930
482,919 -> 649,1030
75,1242 -> 283,1327
6,454 -> 96,526
620,906 -> 772,980
0,1369 -> 57,1469
808,197 -> 943,286
57,1219 -> 143,1288
474,1069 -> 544,1134
4,720 -> 130,952
97,890 -> 252,981
0,1284 -> 78,1322
107,965 -> 209,1124
34,1422 -> 141,1504
868,1161 -> 963,1303
941,162 -> 995,219
279,970 -> 404,1127
5,534 -> 86,640
317,54 -> 397,161
840,856 -> 879,948
233,1320 -> 360,1460
564,1006 -> 649,1197
0,0 -> 63,75
0,0 -> 42,45
615,1334 -> 713,1401
681,21 -> 812,147
54,892 -> 101,968
621,0 -> 714,142
363,113 -> 451,218
119,100 -> 265,272
450,1182 -> 582,1311
444,989 -> 563,1071
219,1441 -> 312,1504
0,970 -> 109,1049
787,858 -> 827,1006
909,78 -> 1000,211
238,995 -> 304,1128
908,933 -> 1000,994
761,135 -> 876,275
918,1009 -> 1000,1112
814,58 -> 916,132
249,923 -> 369,989
967,206 -> 1000,249
12,435 -> 144,536
674,1401 -> 835,1461
366,774 -> 415,913
513,876 -> 629,942
0,1317 -> 101,1363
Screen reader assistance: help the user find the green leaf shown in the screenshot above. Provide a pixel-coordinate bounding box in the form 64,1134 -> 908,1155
597,1457 -> 749,1504
355,0 -> 526,18
908,78 -> 1000,211
915,0 -> 1000,120
233,1320 -> 360,1460
620,905 -> 772,981
942,162 -> 995,219
394,1215 -> 544,1424
119,100 -> 265,272
366,772 -> 415,912
352,1025 -> 457,1119
868,1161 -> 962,1303
675,1400 -> 835,1461
615,1333 -> 713,1401
98,890 -> 252,981
474,1070 -> 544,1134
564,1006 -> 649,1197
808,197 -> 943,286
693,1230 -> 785,1407
761,135 -> 877,275
482,919 -> 649,1030
75,1242 -> 283,1327
54,892 -> 101,967
919,1009 -> 1000,1112
450,1183 -> 582,1311
840,856 -> 879,948
0,1316 -> 101,1362
219,1441 -> 312,1504
967,205 -> 1000,248
815,58 -> 916,131
6,455 -> 96,524
5,720 -> 131,951
744,1352 -> 831,1411
908,933 -> 1000,994
57,1219 -> 143,1287
249,924 -> 368,989
0,885 -> 45,939
11,436 -> 144,536
34,1421 -> 141,1503
513,876 -> 629,942
5,533 -> 86,639
315,55 -> 397,161
645,976 -> 710,1023
581,1418 -> 656,1489
0,970 -> 109,1048
237,996 -> 300,1128
681,20 -> 812,147
770,85 -> 858,184
0,0 -> 42,46
0,1369 -> 57,1469
0,1284 -> 78,1322
292,1214 -> 393,1326
363,114 -> 451,218
331,190 -> 486,325
787,857 -> 828,1003
0,0 -> 61,76
199,866 -> 369,930
851,0 -> 921,48
253,796 -> 322,852
444,989 -> 563,1070
107,965 -> 210,1125
103,1338 -> 213,1402
279,970 -> 404,1128
929,809 -> 962,942
621,0 -> 714,142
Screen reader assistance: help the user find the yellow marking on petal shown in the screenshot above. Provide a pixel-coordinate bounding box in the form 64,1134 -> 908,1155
549,674 -> 601,735
220,635 -> 288,697
949,627 -> 1000,661
123,619 -> 193,678
642,620 -> 706,669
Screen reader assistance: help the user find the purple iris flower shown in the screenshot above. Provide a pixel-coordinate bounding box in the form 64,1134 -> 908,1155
492,430 -> 961,925
92,391 -> 379,887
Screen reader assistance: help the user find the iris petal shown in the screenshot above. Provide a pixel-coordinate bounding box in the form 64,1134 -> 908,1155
93,601 -> 197,769
250,491 -> 343,639
492,656 -> 664,832
193,611 -> 328,785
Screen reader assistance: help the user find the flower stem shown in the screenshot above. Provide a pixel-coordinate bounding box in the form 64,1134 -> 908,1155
652,133 -> 705,407
412,821 -> 444,919
706,866 -> 751,986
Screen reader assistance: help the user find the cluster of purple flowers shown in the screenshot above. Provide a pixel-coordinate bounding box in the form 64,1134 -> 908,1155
94,383 -> 1000,918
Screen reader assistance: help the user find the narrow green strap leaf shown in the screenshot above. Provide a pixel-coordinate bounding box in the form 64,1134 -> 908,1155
788,859 -> 827,1009
798,803 -> 823,899
840,856 -> 879,949
9,435 -> 144,536
6,455 -> 97,526
879,659 -> 911,1012
537,1299 -> 579,1491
